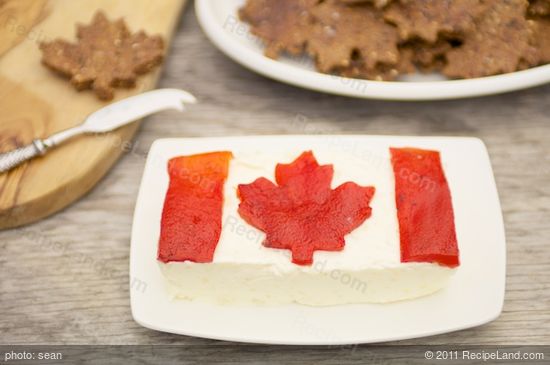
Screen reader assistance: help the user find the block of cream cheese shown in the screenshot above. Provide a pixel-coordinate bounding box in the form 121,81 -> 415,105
157,138 -> 459,305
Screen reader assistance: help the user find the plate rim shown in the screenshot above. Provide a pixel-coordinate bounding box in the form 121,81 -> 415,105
130,135 -> 506,345
195,0 -> 550,101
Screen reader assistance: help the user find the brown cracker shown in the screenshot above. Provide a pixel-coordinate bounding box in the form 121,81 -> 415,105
528,0 -> 550,16
443,0 -> 537,78
40,11 -> 164,101
413,43 -> 451,70
239,0 -> 317,59
529,18 -> 550,63
401,39 -> 453,72
307,0 -> 399,72
384,0 -> 483,43
338,48 -> 415,80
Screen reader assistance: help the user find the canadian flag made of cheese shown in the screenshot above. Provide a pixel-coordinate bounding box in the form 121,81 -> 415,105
157,148 -> 460,305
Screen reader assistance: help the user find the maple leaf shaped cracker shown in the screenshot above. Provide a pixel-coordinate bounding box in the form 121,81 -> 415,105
443,0 -> 538,78
40,11 -> 164,100
237,151 -> 375,265
384,0 -> 483,43
308,0 -> 399,72
239,0 -> 318,59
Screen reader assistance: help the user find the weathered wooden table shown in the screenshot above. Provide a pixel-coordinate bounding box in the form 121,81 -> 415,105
1,3 -> 549,361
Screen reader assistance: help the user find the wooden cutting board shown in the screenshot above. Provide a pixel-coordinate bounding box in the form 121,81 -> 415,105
0,0 -> 187,229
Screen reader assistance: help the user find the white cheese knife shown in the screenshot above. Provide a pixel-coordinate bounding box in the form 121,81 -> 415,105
0,88 -> 196,174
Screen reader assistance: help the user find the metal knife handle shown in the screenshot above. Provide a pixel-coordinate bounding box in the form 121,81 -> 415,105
0,139 -> 49,174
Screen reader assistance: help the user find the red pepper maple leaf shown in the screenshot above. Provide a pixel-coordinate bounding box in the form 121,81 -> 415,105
237,151 -> 375,265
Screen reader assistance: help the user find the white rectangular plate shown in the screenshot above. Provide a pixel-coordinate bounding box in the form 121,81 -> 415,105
130,135 -> 506,345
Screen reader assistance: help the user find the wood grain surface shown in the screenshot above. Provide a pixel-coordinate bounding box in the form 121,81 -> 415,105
0,0 -> 186,229
1,2 -> 549,361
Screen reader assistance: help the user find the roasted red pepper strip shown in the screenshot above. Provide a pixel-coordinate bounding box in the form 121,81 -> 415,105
158,151 -> 233,263
390,148 -> 459,268
238,151 -> 375,265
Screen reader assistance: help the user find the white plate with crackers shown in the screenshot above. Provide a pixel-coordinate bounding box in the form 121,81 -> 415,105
196,0 -> 550,101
